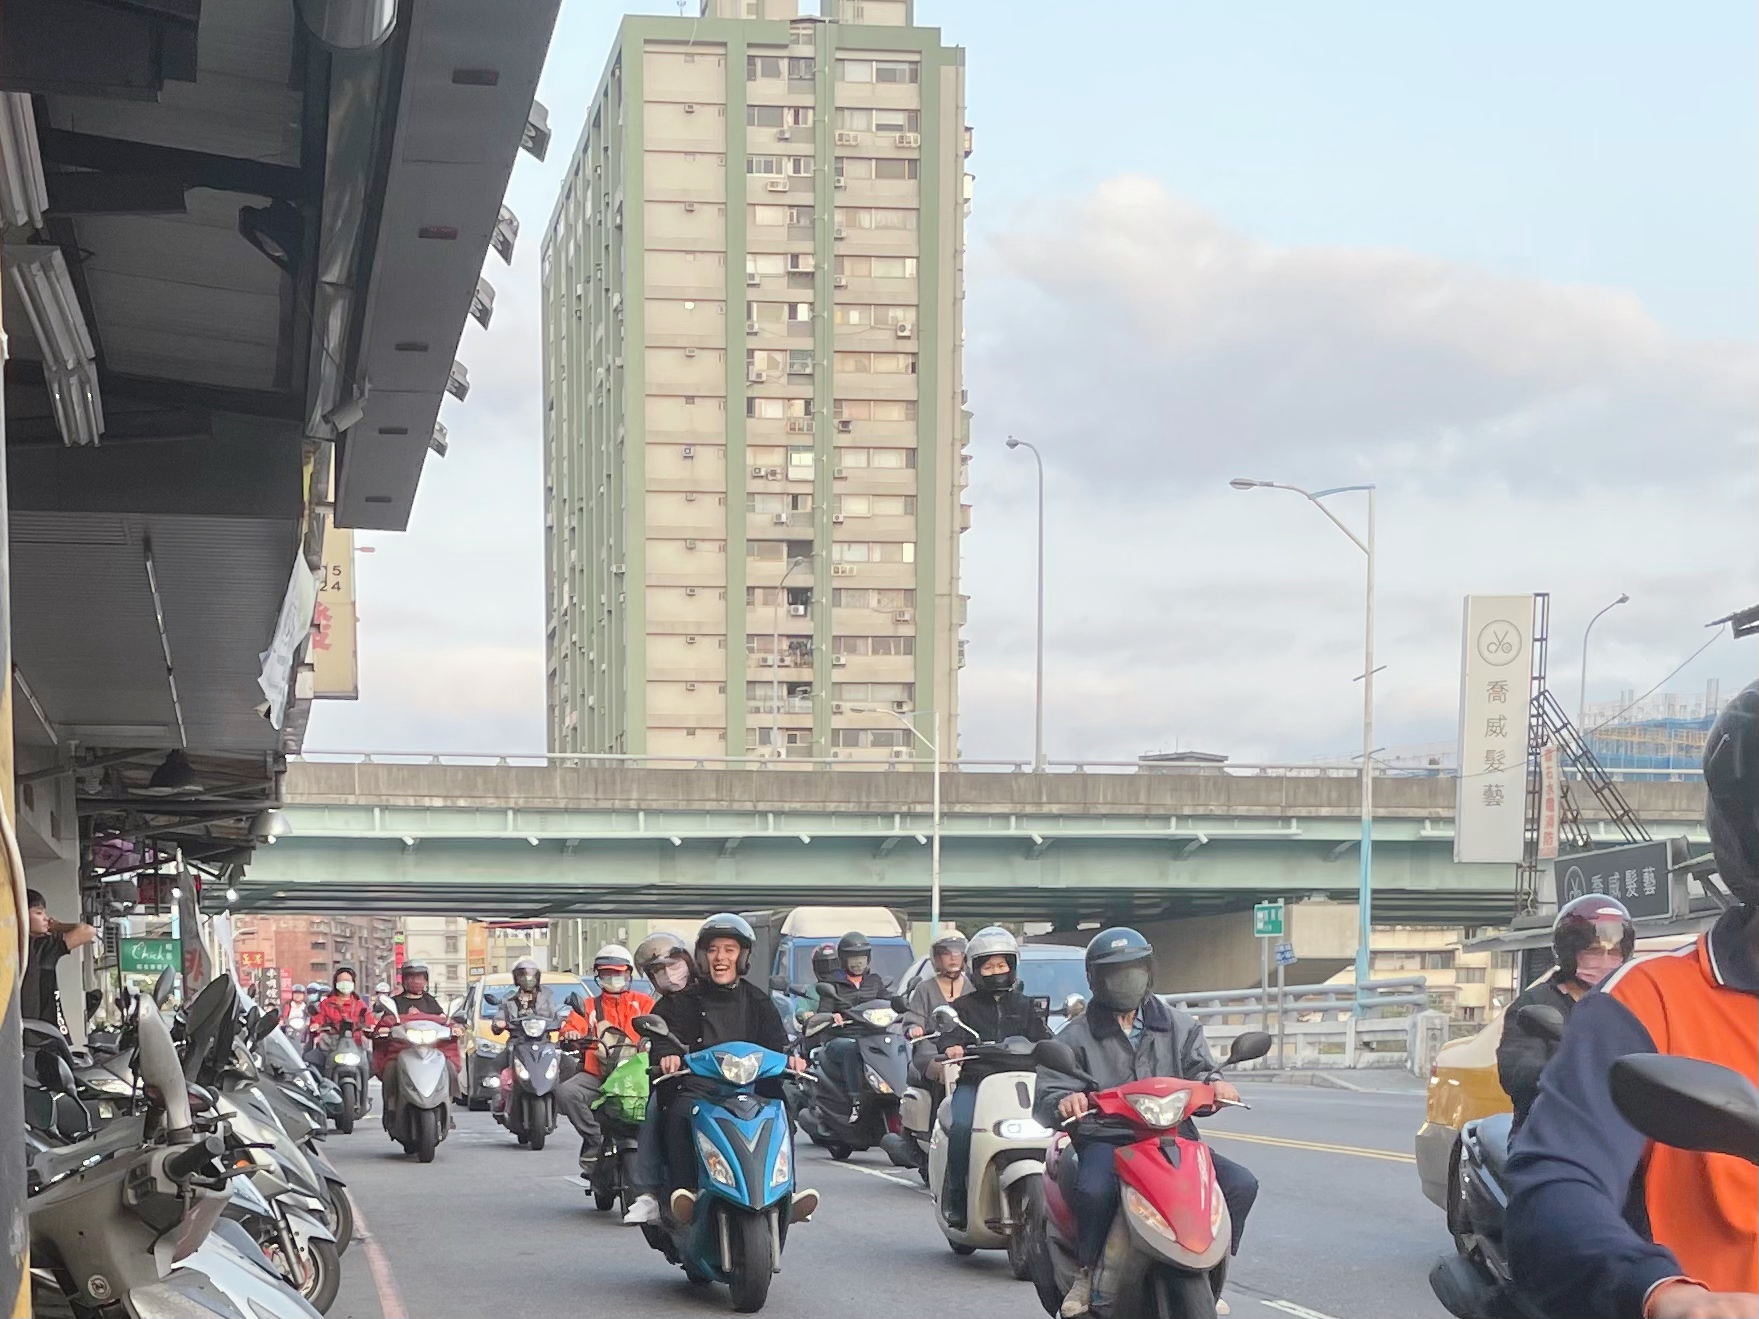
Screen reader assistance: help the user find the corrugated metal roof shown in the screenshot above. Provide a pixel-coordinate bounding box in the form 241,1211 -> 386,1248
10,510 -> 301,751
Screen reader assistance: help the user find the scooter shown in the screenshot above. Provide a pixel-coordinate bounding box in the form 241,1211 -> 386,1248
498,1009 -> 562,1150
316,1033 -> 371,1135
797,991 -> 911,1161
925,1017 -> 1049,1278
1428,1005 -> 1563,1319
633,1014 -> 817,1313
583,1026 -> 648,1213
373,1003 -> 457,1162
1028,1030 -> 1272,1319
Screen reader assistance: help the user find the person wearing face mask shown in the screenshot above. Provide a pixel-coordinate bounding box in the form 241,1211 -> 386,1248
817,930 -> 894,1108
619,931 -> 697,1226
308,966 -> 374,1051
491,959 -> 561,1117
556,944 -> 657,1181
650,914 -> 814,1225
1033,928 -> 1257,1318
1496,894 -> 1634,1133
928,927 -> 1051,1231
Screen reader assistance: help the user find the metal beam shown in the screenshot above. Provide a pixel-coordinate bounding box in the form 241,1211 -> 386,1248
45,171 -> 189,216
37,128 -> 308,202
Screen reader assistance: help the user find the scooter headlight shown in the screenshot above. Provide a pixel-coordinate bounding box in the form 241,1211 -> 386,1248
521,1018 -> 548,1039
770,1137 -> 792,1188
1123,1184 -> 1177,1244
863,1066 -> 894,1095
861,1007 -> 897,1027
403,1023 -> 443,1048
333,1052 -> 361,1067
1125,1090 -> 1191,1129
696,1132 -> 736,1187
715,1050 -> 763,1085
545,1057 -> 560,1081
995,1118 -> 1052,1140
514,1058 -> 530,1082
476,1040 -> 504,1057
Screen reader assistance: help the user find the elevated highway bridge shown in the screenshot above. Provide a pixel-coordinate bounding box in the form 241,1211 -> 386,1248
228,756 -> 1706,926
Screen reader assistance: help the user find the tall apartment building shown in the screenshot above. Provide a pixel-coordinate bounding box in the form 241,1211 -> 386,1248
542,0 -> 971,762
230,914 -> 399,993
399,916 -> 472,1003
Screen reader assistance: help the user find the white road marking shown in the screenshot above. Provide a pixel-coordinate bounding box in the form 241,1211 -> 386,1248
824,1159 -> 930,1194
1261,1299 -> 1345,1319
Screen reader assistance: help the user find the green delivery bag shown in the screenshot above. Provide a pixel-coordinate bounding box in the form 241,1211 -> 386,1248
592,1051 -> 650,1124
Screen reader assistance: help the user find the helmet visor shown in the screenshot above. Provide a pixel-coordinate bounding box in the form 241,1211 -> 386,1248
842,953 -> 870,977
1583,918 -> 1630,951
1091,962 -> 1152,1011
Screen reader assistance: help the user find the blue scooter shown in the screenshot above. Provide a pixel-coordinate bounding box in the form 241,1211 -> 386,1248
633,1015 -> 819,1313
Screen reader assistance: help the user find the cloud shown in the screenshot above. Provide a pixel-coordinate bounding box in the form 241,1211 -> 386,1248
970,176 -> 1756,494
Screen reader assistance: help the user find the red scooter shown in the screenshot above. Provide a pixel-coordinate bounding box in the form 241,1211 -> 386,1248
1028,1030 -> 1272,1319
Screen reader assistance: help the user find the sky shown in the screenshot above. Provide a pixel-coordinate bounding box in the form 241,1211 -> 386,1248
310,0 -> 1759,763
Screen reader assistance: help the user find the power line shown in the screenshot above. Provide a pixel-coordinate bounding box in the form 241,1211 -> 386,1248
1584,628 -> 1728,735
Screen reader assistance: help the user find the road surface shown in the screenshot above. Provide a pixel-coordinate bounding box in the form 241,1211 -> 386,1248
323,1081 -> 1450,1319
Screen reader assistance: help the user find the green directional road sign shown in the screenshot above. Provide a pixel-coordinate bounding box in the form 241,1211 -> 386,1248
119,938 -> 179,974
1252,901 -> 1285,938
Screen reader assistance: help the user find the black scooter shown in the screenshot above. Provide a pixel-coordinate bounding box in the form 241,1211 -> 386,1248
796,988 -> 911,1162
1428,1005 -> 1561,1319
497,1010 -> 562,1150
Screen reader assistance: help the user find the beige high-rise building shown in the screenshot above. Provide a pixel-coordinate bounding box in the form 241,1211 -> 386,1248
542,0 -> 971,763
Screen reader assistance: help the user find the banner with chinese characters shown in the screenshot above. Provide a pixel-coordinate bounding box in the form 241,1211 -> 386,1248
1552,838 -> 1671,920
312,521 -> 359,699
1455,594 -> 1535,863
1537,744 -> 1561,861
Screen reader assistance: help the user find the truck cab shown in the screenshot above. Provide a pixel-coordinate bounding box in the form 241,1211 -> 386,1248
744,906 -> 916,1021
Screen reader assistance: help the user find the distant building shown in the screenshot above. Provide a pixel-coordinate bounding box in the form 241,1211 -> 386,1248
230,914 -> 398,996
1582,682 -> 1720,778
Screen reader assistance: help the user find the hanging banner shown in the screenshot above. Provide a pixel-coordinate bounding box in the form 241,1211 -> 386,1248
1537,744 -> 1561,861
1455,594 -> 1535,864
311,522 -> 359,700
258,556 -> 320,728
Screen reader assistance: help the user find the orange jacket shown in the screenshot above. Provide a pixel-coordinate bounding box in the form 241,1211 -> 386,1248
563,989 -> 655,1077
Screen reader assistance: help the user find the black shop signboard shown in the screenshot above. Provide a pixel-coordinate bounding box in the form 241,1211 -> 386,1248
1552,839 -> 1675,921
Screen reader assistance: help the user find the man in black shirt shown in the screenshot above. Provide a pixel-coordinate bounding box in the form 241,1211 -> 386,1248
23,890 -> 95,1030
652,913 -> 812,1222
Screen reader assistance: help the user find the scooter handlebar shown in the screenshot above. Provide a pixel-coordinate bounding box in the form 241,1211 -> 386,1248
163,1134 -> 227,1182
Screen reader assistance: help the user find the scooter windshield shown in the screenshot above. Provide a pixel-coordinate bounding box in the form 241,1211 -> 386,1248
257,1026 -> 307,1078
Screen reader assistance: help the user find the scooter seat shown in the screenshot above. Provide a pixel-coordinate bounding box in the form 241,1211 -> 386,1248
1475,1112 -> 1514,1183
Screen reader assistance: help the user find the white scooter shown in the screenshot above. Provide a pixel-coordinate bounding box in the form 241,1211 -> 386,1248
924,1010 -> 1050,1279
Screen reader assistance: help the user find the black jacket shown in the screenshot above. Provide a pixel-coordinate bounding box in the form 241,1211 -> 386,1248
1495,973 -> 1576,1130
653,977 -> 791,1062
818,969 -> 891,1012
949,984 -> 1052,1046
389,992 -> 444,1018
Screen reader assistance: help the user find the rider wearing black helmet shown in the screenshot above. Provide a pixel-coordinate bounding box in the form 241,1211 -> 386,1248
491,959 -> 561,1116
1508,681 -> 1759,1319
1033,928 -> 1258,1317
651,915 -> 814,1223
816,929 -> 896,1110
931,926 -> 1051,1230
388,961 -> 443,1017
1497,893 -> 1635,1132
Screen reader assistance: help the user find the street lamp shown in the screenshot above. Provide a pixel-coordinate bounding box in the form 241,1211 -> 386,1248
771,555 -> 814,758
1231,477 -> 1377,1016
1578,593 -> 1630,730
847,704 -> 944,934
1006,436 -> 1047,772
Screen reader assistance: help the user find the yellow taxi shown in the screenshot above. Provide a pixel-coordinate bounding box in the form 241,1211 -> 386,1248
1415,1006 -> 1514,1211
457,970 -> 587,1110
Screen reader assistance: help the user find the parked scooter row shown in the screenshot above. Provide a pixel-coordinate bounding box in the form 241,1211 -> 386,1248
24,968 -> 364,1317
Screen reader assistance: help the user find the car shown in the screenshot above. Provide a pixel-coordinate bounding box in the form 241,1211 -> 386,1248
457,970 -> 591,1110
897,940 -> 1090,1031
1415,1006 -> 1514,1212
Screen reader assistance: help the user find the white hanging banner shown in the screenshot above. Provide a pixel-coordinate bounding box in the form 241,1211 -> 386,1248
258,556 -> 320,729
1455,594 -> 1535,864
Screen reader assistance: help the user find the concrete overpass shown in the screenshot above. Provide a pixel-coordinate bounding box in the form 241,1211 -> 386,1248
225,757 -> 1707,924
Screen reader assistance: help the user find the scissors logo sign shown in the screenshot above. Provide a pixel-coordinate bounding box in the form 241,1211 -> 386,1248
1476,619 -> 1523,668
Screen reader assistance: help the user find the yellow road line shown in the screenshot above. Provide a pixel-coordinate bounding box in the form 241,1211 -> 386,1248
1207,1130 -> 1416,1164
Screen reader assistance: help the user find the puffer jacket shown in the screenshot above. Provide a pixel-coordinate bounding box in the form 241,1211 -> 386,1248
1032,993 -> 1221,1133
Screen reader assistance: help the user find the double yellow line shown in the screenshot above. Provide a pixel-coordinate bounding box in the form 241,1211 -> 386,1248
1208,1129 -> 1416,1164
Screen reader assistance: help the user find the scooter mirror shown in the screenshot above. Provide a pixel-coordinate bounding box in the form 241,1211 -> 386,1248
1224,1031 -> 1273,1067
931,1003 -> 962,1030
1610,1054 -> 1759,1167
1062,993 -> 1088,1020
1516,1005 -> 1566,1045
252,1008 -> 282,1041
768,974 -> 791,993
632,1013 -> 672,1041
152,966 -> 177,1007
565,991 -> 587,1014
890,994 -> 909,1014
816,981 -> 844,1004
1033,1038 -> 1082,1076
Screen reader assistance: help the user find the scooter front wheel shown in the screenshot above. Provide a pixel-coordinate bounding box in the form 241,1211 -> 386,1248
335,1081 -> 356,1135
322,1179 -> 354,1254
413,1107 -> 440,1163
1006,1179 -> 1041,1281
296,1236 -> 342,1313
526,1095 -> 547,1151
827,1143 -> 852,1161
726,1211 -> 775,1313
1153,1266 -> 1217,1319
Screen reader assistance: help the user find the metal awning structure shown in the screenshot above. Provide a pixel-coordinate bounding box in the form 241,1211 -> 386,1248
2,0 -> 560,868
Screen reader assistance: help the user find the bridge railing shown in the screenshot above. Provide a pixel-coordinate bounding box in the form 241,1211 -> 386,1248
1163,977 -> 1442,1073
290,750 -> 1699,780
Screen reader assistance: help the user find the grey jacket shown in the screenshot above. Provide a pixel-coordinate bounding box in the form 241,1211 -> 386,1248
493,986 -> 561,1033
903,972 -> 971,1033
1032,994 -> 1221,1131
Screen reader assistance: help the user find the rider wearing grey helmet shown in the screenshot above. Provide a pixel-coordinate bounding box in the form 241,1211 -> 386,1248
904,932 -> 971,1038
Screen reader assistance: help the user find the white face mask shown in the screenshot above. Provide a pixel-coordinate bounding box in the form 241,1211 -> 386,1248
335,980 -> 354,995
652,958 -> 691,995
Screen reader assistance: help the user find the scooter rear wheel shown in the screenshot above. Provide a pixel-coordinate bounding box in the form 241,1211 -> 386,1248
726,1211 -> 775,1313
827,1143 -> 852,1161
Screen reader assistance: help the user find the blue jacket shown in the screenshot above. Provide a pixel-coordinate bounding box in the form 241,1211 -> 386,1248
1504,906 -> 1759,1318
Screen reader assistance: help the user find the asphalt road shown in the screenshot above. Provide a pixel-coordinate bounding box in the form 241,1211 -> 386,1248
322,1082 -> 1451,1319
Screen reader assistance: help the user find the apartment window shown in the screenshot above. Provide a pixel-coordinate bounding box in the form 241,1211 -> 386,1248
836,157 -> 872,181
445,936 -> 460,954
787,106 -> 814,127
834,682 -> 914,702
748,494 -> 788,514
831,541 -> 914,564
1423,951 -> 1457,971
787,253 -> 815,273
835,399 -> 918,422
748,541 -> 787,561
788,348 -> 814,375
747,105 -> 786,127
750,205 -> 788,227
875,60 -> 918,83
787,156 -> 814,177
748,55 -> 784,80
747,156 -> 783,176
833,588 -> 915,609
873,158 -> 919,181
872,352 -> 916,374
786,206 -> 813,227
834,208 -> 919,233
788,446 -> 815,470
834,352 -> 871,373
873,108 -> 920,133
1457,967 -> 1487,984
746,397 -> 811,419
832,727 -> 910,748
839,494 -> 871,517
748,300 -> 785,323
872,494 -> 916,515
747,253 -> 786,277
749,445 -> 786,465
788,57 -> 815,80
786,301 -> 813,323
832,305 -> 869,327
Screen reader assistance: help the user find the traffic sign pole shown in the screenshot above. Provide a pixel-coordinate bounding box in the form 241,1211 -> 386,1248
1260,935 -> 1271,1032
1276,961 -> 1286,1069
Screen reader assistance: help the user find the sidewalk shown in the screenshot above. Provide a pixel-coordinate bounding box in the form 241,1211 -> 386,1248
1239,1067 -> 1430,1095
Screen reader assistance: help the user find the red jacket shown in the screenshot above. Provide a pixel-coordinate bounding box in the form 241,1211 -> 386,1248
310,992 -> 375,1042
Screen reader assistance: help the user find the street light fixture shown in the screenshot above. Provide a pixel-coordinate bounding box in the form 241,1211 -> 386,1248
846,703 -> 944,934
1006,436 -> 1047,772
1578,593 -> 1630,729
1231,476 -> 1377,1016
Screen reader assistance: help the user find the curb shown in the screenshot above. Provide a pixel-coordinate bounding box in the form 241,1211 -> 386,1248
1243,1070 -> 1422,1095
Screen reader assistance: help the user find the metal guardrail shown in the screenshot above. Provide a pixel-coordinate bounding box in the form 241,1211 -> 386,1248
1163,976 -> 1432,1023
290,750 -> 1700,779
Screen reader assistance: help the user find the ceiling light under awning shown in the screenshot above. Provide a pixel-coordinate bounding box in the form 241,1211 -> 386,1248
144,749 -> 203,796
3,245 -> 104,446
0,91 -> 47,230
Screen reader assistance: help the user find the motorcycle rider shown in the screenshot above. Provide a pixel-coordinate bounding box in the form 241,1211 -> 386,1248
904,932 -> 971,1038
491,958 -> 560,1116
305,965 -> 375,1069
1497,895 -> 1634,1132
1507,681 -> 1759,1319
621,930 -> 697,1226
817,931 -> 894,1109
650,914 -> 815,1225
374,961 -> 460,1131
1033,928 -> 1257,1318
929,926 -> 1051,1230
556,944 -> 657,1179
